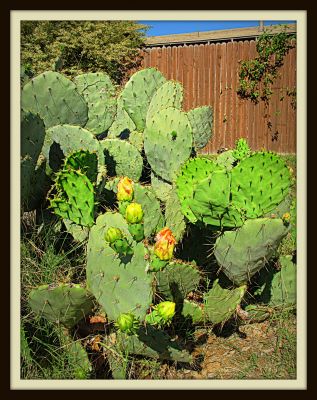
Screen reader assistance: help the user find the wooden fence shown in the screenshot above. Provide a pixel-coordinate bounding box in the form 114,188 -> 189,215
139,30 -> 296,154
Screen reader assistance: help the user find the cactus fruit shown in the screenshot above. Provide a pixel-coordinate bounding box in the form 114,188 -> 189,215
155,262 -> 201,302
230,152 -> 292,219
21,71 -> 88,128
146,301 -> 176,327
74,72 -> 117,135
86,212 -> 153,322
121,68 -> 166,131
104,227 -> 133,256
187,106 -> 213,150
214,218 -> 289,285
204,279 -> 246,324
125,202 -> 143,224
100,138 -> 143,182
146,80 -> 183,125
115,313 -> 140,335
144,107 -> 193,182
28,283 -> 95,328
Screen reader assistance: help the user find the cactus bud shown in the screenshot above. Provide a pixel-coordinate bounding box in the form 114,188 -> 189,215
282,212 -> 291,225
105,227 -> 123,244
154,227 -> 176,261
125,202 -> 144,224
117,177 -> 134,201
155,301 -> 176,324
115,313 -> 140,335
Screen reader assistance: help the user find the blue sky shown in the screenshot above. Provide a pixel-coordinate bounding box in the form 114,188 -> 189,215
139,20 -> 296,37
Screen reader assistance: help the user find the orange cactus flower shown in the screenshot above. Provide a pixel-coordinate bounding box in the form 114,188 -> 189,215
154,227 -> 176,261
117,177 -> 134,201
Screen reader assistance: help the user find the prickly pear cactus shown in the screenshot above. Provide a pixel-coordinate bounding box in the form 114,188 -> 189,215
150,172 -> 172,202
21,71 -> 88,128
121,68 -> 166,131
49,167 -> 95,227
107,96 -> 136,138
232,137 -> 251,161
215,150 -> 236,171
21,110 -> 46,161
86,212 -> 153,321
43,124 -> 104,176
146,80 -> 183,125
128,130 -> 144,152
187,106 -> 213,150
230,152 -> 292,218
176,157 -> 221,223
28,283 -> 95,328
214,218 -> 289,285
155,262 -> 201,302
164,188 -> 186,241
74,72 -> 117,135
144,107 -> 193,183
204,279 -> 246,324
269,255 -> 296,307
100,138 -> 143,182
181,300 -> 204,324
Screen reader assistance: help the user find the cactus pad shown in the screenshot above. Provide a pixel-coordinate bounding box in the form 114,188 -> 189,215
164,188 -> 186,241
107,96 -> 136,138
269,255 -> 296,307
156,262 -> 201,302
74,72 -> 117,135
21,110 -> 46,161
121,68 -> 166,131
204,279 -> 246,324
144,107 -> 193,182
231,152 -> 291,219
214,218 -> 289,285
146,80 -> 183,125
100,138 -> 143,182
21,71 -> 88,128
28,283 -> 95,328
86,212 -> 153,321
187,106 -> 213,150
150,172 -> 172,202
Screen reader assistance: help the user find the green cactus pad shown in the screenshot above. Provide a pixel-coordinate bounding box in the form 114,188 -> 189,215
74,72 -> 117,135
156,262 -> 201,302
133,183 -> 165,237
21,71 -> 88,128
28,283 -> 95,328
215,150 -> 236,171
63,218 -> 89,242
107,326 -> 193,363
21,110 -> 46,161
269,255 -> 296,307
181,300 -> 204,324
187,106 -> 213,150
43,124 -> 104,175
164,188 -> 186,241
214,218 -> 289,285
63,150 -> 98,183
231,152 -> 292,219
100,138 -> 143,182
144,107 -> 193,182
176,157 -> 221,223
204,279 -> 246,324
86,212 -> 153,321
146,80 -> 183,125
21,156 -> 48,212
121,68 -> 166,131
150,172 -> 173,202
232,138 -> 251,161
50,168 -> 95,227
107,96 -> 136,138
128,130 -> 144,152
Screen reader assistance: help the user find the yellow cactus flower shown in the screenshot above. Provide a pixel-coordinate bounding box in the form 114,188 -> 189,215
117,177 -> 134,201
154,227 -> 176,261
156,301 -> 176,323
125,202 -> 143,224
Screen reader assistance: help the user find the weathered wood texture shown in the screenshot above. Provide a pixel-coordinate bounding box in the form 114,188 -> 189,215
139,40 -> 296,154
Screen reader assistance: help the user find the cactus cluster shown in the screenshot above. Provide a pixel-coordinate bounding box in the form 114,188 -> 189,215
22,67 -> 296,378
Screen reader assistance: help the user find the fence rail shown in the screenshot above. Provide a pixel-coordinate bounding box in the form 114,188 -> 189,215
139,38 -> 296,154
